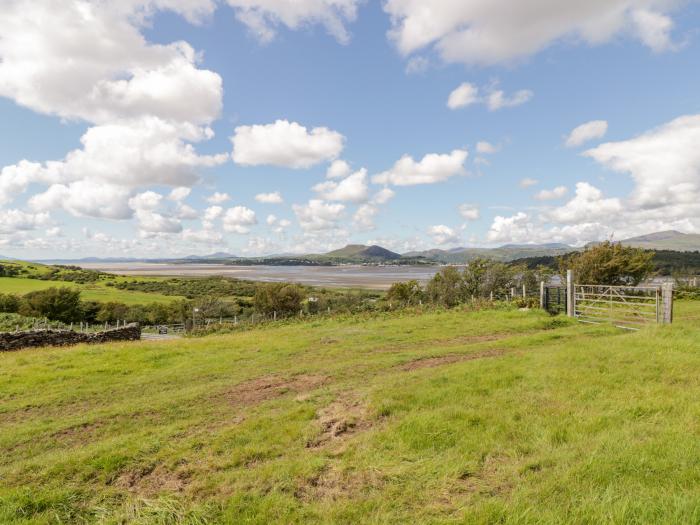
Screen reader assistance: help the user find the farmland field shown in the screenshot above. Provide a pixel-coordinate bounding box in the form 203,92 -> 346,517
1,302 -> 700,524
0,277 -> 180,305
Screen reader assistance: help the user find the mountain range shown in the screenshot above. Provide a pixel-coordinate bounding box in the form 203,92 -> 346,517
9,230 -> 700,266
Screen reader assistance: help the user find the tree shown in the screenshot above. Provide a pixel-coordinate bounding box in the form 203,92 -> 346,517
425,266 -> 463,307
96,302 -> 130,323
19,287 -> 82,323
254,283 -> 305,315
0,293 -> 20,313
386,280 -> 423,307
559,241 -> 655,286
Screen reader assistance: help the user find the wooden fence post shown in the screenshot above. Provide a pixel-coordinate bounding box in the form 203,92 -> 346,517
522,284 -> 526,299
662,283 -> 674,324
566,270 -> 575,318
539,281 -> 545,309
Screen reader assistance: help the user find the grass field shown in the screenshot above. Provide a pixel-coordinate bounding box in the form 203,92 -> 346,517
0,277 -> 179,305
1,302 -> 700,524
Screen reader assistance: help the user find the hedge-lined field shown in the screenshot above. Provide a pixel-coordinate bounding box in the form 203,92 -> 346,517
1,303 -> 700,524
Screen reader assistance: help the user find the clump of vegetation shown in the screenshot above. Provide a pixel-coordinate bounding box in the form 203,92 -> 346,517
559,241 -> 655,285
254,283 -> 305,316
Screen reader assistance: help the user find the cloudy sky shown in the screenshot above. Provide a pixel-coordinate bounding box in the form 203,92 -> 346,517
1,0 -> 700,258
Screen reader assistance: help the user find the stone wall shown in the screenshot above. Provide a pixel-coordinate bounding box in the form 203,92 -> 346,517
0,324 -> 141,352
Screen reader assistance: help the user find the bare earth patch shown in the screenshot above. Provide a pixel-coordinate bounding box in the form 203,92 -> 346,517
307,395 -> 371,449
295,463 -> 385,502
399,349 -> 506,371
115,463 -> 193,496
223,374 -> 327,407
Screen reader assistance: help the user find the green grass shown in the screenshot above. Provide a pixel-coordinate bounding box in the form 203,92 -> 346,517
1,303 -> 700,524
0,277 -> 178,305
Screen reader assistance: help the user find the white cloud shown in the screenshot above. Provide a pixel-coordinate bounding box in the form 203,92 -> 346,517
204,205 -> 224,221
448,82 -> 532,111
0,209 -> 51,234
313,169 -> 368,202
293,199 -> 345,231
175,203 -> 199,220
428,225 -> 460,246
326,159 -> 352,179
266,214 -> 278,225
486,89 -> 533,111
519,178 -> 539,188
255,191 -> 284,204
476,141 -> 500,155
373,149 -> 468,186
372,187 -> 395,205
447,83 -> 479,109
207,192 -> 231,204
565,120 -> 609,148
30,181 -> 133,220
135,210 -> 182,234
129,191 -> 163,211
545,183 -> 622,224
223,205 -> 257,234
168,186 -> 191,201
534,186 -> 569,201
584,114 -> 700,210
384,1 -> 681,66
0,1 -> 222,125
459,204 -> 480,221
231,119 -> 345,168
225,0 -> 361,44
353,204 -> 378,231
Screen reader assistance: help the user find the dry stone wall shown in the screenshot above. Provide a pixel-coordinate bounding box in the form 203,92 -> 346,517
0,324 -> 141,351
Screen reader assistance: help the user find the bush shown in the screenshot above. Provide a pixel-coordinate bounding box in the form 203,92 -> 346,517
18,287 -> 83,323
559,241 -> 654,286
254,283 -> 305,316
386,280 -> 423,307
0,293 -> 20,313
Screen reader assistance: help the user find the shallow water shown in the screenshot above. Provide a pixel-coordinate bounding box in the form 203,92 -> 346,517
79,263 -> 445,290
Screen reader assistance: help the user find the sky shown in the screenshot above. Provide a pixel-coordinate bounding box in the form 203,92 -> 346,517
1,0 -> 700,259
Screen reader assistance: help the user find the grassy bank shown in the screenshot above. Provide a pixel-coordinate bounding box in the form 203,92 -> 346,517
1,303 -> 700,523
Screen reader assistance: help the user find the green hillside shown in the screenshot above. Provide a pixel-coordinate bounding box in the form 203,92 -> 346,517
620,230 -> 700,252
2,302 -> 700,523
323,244 -> 402,262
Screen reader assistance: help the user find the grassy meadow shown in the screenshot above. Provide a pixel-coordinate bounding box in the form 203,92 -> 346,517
0,277 -> 179,305
1,302 -> 700,523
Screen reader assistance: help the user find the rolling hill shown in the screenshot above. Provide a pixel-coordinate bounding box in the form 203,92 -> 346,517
323,244 -> 403,262
619,231 -> 700,251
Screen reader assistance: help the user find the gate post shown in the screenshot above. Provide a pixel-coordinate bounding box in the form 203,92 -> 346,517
566,270 -> 575,318
662,283 -> 674,324
539,281 -> 545,309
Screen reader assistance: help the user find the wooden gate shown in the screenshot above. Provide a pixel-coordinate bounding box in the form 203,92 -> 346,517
573,284 -> 661,330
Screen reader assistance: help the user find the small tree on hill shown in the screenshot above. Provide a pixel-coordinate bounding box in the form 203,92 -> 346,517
386,280 -> 423,307
559,241 -> 655,286
254,283 -> 305,316
425,266 -> 463,307
19,287 -> 82,323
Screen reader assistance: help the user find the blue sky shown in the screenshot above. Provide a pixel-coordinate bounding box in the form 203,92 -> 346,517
1,0 -> 700,258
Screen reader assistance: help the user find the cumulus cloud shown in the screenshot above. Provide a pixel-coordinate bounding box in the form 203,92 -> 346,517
225,0 -> 361,44
565,120 -> 608,148
203,205 -> 224,221
584,114 -> 700,210
313,169 -> 369,202
372,149 -> 468,186
255,191 -> 284,204
231,119 -> 345,168
476,141 -> 500,155
30,181 -> 133,220
534,186 -> 569,201
447,83 -> 532,111
207,192 -> 231,204
447,83 -> 479,109
459,204 -> 480,221
223,206 -> 257,234
168,187 -> 191,201
384,1 -> 681,66
182,228 -> 224,244
428,225 -> 460,246
0,209 -> 51,234
326,159 -> 352,179
293,199 -> 345,231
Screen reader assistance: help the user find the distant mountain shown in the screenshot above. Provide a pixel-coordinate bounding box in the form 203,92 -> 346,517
324,244 -> 402,262
619,231 -> 700,252
184,252 -> 238,260
406,243 -> 576,263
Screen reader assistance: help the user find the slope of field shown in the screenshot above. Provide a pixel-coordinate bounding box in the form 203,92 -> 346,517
2,304 -> 700,523
0,277 -> 179,305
